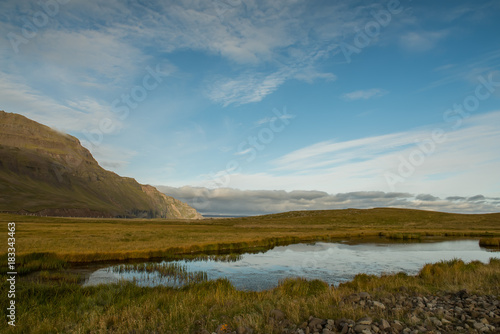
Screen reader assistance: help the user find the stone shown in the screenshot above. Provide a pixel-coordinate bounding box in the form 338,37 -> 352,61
356,317 -> 372,326
308,317 -> 325,331
457,289 -> 469,299
325,319 -> 335,330
347,293 -> 361,303
408,315 -> 420,325
353,324 -> 371,333
392,321 -> 403,332
431,318 -> 443,327
474,322 -> 486,330
380,319 -> 391,330
359,292 -> 371,300
372,301 -> 386,310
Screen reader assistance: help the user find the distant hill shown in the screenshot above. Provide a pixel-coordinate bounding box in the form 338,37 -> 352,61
0,110 -> 202,219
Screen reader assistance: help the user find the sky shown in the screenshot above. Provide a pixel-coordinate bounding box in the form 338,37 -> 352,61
1,0 -> 500,215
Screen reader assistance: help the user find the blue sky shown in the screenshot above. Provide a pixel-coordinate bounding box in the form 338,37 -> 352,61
1,0 -> 500,214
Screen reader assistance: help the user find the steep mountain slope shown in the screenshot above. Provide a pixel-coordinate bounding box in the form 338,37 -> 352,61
0,110 -> 202,219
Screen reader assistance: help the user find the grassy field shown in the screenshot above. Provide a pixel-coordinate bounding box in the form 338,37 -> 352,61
1,208 -> 499,262
1,208 -> 499,333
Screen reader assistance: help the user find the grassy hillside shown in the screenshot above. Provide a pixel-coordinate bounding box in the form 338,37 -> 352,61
0,111 -> 201,219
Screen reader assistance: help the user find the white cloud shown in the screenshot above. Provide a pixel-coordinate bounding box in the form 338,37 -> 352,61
342,88 -> 388,101
205,47 -> 337,106
433,64 -> 455,72
158,186 -> 500,216
399,30 -> 449,52
0,0 -> 401,108
272,131 -> 407,171
206,70 -> 287,106
255,111 -> 296,126
291,65 -> 337,84
0,73 -> 124,133
73,0 -> 347,106
36,30 -> 146,87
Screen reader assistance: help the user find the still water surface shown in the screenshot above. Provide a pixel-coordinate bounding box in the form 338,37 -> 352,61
83,239 -> 498,291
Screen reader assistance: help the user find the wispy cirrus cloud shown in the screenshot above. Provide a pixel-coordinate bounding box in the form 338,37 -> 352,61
206,71 -> 288,107
420,50 -> 500,92
0,73 -> 124,133
342,88 -> 388,101
399,30 -> 449,52
272,110 -> 500,175
255,112 -> 295,126
206,61 -> 336,106
205,46 -> 337,106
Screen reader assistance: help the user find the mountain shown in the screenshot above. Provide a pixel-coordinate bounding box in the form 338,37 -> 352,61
0,110 -> 202,219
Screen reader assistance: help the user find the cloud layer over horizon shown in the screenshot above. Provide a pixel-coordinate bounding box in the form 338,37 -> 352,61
158,186 -> 500,216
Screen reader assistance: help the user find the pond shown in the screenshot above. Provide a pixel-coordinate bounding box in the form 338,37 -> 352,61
82,239 -> 499,291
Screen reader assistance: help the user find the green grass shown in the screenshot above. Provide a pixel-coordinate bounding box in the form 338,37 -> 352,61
111,262 -> 208,284
1,259 -> 499,333
0,252 -> 67,275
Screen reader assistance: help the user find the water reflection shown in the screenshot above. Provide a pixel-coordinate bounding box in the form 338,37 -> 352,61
83,239 -> 499,291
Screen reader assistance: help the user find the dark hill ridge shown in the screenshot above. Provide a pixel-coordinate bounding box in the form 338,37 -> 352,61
0,110 -> 202,219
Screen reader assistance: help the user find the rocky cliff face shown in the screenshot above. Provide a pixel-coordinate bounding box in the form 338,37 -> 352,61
0,110 -> 202,219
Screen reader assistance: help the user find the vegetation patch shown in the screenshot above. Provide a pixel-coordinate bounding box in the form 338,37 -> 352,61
0,259 -> 499,333
479,237 -> 500,248
111,262 -> 208,285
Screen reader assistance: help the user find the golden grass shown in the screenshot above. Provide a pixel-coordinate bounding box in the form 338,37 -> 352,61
479,237 -> 500,248
1,208 -> 499,262
1,259 -> 499,333
0,208 -> 498,333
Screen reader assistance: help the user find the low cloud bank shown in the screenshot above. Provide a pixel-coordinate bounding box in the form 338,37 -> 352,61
157,186 -> 500,216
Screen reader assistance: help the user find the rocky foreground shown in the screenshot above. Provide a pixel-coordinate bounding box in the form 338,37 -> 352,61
201,289 -> 499,334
